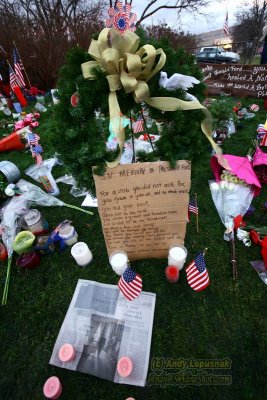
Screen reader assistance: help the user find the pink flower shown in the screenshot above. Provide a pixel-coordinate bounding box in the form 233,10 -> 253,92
30,121 -> 39,128
15,121 -> 25,130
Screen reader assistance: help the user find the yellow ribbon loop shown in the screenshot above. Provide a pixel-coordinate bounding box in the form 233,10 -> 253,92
81,28 -> 221,167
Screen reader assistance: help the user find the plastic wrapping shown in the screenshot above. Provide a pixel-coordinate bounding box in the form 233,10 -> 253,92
55,174 -> 88,197
250,261 -> 267,285
209,180 -> 254,240
25,158 -> 60,196
0,195 -> 29,256
16,179 -> 64,207
120,138 -> 158,164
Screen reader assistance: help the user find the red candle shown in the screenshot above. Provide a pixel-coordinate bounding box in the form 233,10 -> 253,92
16,252 -> 41,270
165,265 -> 179,283
13,86 -> 27,107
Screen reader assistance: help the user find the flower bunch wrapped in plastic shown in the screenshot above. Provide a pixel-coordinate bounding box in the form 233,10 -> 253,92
1,179 -> 93,305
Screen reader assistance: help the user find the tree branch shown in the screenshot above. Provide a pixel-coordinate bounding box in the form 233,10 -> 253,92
137,3 -> 195,26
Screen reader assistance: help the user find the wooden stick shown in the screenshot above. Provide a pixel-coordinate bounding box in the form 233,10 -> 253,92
129,110 -> 136,163
230,234 -> 238,279
195,193 -> 199,234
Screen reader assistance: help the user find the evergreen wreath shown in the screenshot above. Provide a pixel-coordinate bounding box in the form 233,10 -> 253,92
49,28 -> 208,196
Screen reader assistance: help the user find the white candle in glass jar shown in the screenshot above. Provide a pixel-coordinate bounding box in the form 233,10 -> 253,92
168,245 -> 188,270
71,242 -> 92,267
58,225 -> 78,246
109,251 -> 128,276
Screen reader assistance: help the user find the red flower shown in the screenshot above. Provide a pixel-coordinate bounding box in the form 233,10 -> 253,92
250,230 -> 262,245
233,215 -> 246,230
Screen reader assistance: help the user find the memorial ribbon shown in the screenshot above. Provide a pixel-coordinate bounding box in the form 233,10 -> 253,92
81,28 -> 221,167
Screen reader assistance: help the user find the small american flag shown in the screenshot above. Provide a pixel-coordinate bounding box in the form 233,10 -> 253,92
9,65 -> 19,91
27,132 -> 40,146
186,253 -> 210,292
118,268 -> 142,301
188,198 -> 198,215
261,132 -> 267,146
223,12 -> 230,36
13,48 -> 25,87
133,115 -> 144,133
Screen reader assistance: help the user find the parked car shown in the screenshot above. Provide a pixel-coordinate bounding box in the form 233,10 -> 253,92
195,46 -> 240,63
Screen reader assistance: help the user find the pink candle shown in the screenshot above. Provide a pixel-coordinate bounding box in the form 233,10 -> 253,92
59,343 -> 76,362
165,265 -> 179,283
43,376 -> 62,399
117,356 -> 133,377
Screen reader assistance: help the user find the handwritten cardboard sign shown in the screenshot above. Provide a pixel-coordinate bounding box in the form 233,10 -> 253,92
199,63 -> 267,98
93,161 -> 191,260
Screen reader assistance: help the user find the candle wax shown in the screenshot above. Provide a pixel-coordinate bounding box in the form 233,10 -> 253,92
169,246 -> 186,261
110,252 -> 127,268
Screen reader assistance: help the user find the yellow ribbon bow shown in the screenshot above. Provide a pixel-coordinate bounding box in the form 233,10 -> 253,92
81,28 -> 221,167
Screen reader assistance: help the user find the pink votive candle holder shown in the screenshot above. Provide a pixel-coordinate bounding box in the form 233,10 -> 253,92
117,356 -> 133,377
43,376 -> 62,399
165,265 -> 179,283
59,343 -> 76,362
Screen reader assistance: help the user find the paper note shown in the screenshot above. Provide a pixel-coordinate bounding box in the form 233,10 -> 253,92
93,161 -> 191,260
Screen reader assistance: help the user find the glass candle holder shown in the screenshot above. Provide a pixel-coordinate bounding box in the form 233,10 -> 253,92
58,224 -> 78,246
71,242 -> 92,267
109,251 -> 128,276
12,231 -> 36,255
165,265 -> 179,283
16,251 -> 41,270
23,209 -> 49,235
168,245 -> 188,270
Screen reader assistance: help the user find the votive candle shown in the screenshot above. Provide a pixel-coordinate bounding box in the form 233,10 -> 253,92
71,242 -> 92,267
117,356 -> 133,377
168,245 -> 188,270
43,376 -> 62,399
165,265 -> 179,283
59,343 -> 76,362
109,251 -> 128,276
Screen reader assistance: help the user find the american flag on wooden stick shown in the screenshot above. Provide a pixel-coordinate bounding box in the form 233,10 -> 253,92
9,65 -> 20,91
118,268 -> 142,301
188,198 -> 198,215
186,252 -> 210,292
13,48 -> 25,87
223,12 -> 230,36
27,132 -> 40,146
133,115 -> 144,133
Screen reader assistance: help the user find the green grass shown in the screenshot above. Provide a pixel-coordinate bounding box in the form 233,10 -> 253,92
0,99 -> 267,400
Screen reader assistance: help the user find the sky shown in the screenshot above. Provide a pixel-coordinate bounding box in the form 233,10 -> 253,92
132,0 -> 245,35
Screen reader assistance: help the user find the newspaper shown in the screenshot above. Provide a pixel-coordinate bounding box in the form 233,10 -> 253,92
50,279 -> 156,387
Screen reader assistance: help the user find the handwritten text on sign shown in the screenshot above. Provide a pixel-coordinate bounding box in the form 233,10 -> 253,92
93,161 -> 191,260
199,63 -> 267,98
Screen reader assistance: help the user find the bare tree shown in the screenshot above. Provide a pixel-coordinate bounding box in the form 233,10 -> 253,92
232,0 -> 267,62
0,0 -> 106,87
109,0 -> 214,27
233,0 -> 267,43
144,22 -> 197,52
